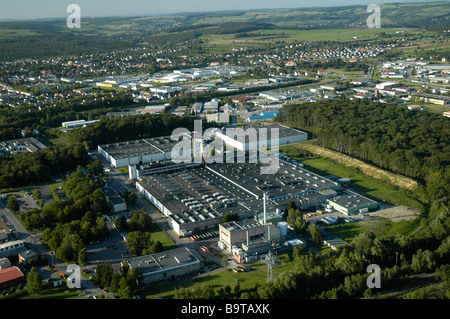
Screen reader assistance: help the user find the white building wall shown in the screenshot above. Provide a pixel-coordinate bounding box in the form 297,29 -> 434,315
136,182 -> 173,217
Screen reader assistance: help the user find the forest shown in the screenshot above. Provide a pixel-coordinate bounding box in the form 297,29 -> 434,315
0,144 -> 90,188
0,93 -> 133,141
66,113 -> 201,149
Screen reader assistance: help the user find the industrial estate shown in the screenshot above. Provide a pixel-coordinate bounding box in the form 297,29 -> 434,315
0,0 -> 448,304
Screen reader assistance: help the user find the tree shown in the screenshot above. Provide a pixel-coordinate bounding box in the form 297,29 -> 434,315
308,223 -> 322,244
26,267 -> 42,296
122,190 -> 138,208
96,263 -> 113,289
411,249 -> 436,273
6,196 -> 19,213
223,212 -> 239,223
78,248 -> 87,266
110,272 -> 121,293
33,189 -> 41,200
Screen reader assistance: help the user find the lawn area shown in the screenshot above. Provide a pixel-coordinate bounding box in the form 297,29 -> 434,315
117,167 -> 128,174
150,229 -> 178,251
279,145 -> 423,211
324,215 -> 421,242
143,252 -> 294,299
48,181 -> 66,200
324,222 -> 363,243
2,281 -> 82,300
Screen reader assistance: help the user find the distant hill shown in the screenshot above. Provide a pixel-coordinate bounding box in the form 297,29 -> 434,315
0,1 -> 447,60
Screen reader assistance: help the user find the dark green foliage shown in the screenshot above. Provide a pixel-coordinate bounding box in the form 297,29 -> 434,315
26,267 -> 42,296
223,212 -> 239,223
66,113 -> 197,149
0,145 -> 90,188
6,195 -> 19,213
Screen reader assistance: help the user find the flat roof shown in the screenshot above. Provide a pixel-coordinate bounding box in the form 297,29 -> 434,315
102,187 -> 125,205
221,219 -> 262,233
206,158 -> 337,200
221,123 -> 307,140
328,190 -> 377,208
99,136 -> 181,160
127,247 -> 200,275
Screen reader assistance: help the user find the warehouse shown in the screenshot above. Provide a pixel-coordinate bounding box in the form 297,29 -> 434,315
134,154 -> 346,237
215,123 -> 308,153
126,247 -> 202,284
98,125 -> 308,168
98,124 -> 307,168
98,135 -> 186,168
326,190 -> 378,215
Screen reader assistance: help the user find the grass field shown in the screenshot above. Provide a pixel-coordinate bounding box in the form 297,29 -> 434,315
260,28 -> 416,42
150,229 -> 178,251
324,216 -> 421,243
2,281 -> 82,300
143,252 -> 293,299
200,27 -> 420,49
0,28 -> 39,39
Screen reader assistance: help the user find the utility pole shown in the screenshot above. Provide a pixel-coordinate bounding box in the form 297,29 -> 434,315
265,250 -> 275,283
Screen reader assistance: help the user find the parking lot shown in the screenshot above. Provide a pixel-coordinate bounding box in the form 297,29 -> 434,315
84,221 -> 132,272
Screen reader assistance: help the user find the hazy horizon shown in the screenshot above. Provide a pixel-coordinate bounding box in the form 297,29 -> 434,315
0,0 -> 446,21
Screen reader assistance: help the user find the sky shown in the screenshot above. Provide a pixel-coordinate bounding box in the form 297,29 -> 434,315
0,0 -> 443,21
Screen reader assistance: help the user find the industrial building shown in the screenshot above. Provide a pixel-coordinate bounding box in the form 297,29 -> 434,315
326,190 -> 378,215
61,119 -> 100,129
98,124 -> 308,168
99,123 -> 377,244
98,135 -> 183,168
126,247 -> 202,284
134,152 -> 346,238
102,186 -> 127,213
218,219 -> 281,263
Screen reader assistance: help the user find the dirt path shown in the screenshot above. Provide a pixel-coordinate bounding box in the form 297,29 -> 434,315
291,143 -> 418,191
375,273 -> 440,298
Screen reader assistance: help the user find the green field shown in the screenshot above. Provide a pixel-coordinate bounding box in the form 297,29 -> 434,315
1,281 -> 82,300
199,27 -> 422,52
260,28 -> 416,42
0,28 -> 39,39
150,229 -> 178,251
143,252 -> 293,299
324,216 -> 420,243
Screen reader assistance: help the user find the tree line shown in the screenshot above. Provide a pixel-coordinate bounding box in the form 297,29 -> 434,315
0,144 -> 91,188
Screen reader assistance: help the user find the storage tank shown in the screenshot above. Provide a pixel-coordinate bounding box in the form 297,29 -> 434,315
277,221 -> 288,237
